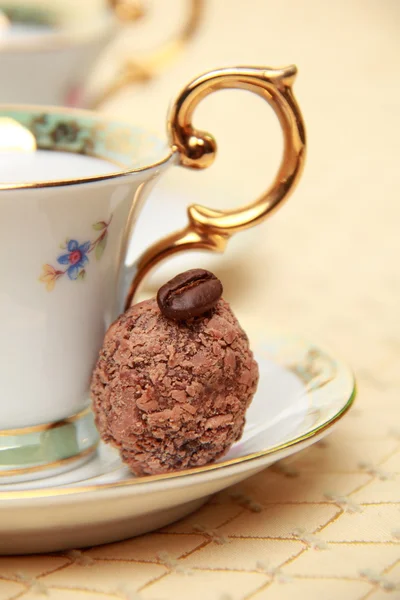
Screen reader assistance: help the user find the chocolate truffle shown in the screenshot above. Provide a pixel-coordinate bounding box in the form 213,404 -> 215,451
91,296 -> 259,476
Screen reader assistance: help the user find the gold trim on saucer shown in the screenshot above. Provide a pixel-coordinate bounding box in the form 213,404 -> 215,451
0,444 -> 98,478
0,406 -> 91,437
0,384 -> 356,500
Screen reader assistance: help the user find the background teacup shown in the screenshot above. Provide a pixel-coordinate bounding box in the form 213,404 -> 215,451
0,65 -> 305,482
0,0 -> 203,107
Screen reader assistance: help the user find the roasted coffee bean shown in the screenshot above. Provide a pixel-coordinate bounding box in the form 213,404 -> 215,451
157,269 -> 223,320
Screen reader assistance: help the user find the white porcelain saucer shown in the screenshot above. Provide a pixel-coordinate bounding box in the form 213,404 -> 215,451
0,334 -> 355,555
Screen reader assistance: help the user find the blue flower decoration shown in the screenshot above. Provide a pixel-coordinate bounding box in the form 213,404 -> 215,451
57,240 -> 90,280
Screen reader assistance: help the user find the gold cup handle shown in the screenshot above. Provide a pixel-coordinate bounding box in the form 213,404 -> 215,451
125,65 -> 306,309
93,0 -> 204,107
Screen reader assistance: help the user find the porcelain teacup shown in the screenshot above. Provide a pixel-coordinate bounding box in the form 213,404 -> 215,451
0,65 -> 306,481
0,0 -> 203,107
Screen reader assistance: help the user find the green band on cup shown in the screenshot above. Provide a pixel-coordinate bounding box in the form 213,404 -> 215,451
0,408 -> 99,478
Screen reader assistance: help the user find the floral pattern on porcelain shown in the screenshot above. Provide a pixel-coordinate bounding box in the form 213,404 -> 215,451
39,216 -> 112,291
23,112 -> 167,168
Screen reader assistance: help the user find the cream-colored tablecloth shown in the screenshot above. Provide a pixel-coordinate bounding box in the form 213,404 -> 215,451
1,1 -> 399,598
